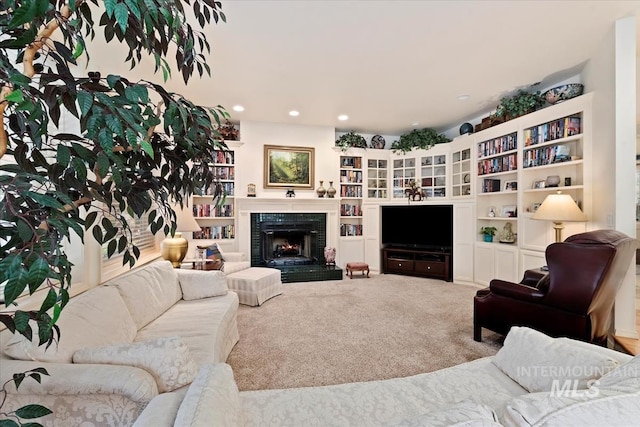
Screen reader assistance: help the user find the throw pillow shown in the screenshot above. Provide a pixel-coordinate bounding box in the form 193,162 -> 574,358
176,269 -> 228,301
198,243 -> 225,271
492,327 -> 619,393
174,363 -> 243,427
73,336 -> 198,392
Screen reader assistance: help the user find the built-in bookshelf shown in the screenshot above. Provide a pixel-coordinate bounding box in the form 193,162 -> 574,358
451,147 -> 472,198
339,155 -> 364,237
420,154 -> 446,198
392,157 -> 416,198
192,146 -> 237,242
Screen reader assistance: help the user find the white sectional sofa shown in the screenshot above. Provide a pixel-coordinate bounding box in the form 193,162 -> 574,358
137,327 -> 639,427
0,260 -> 239,426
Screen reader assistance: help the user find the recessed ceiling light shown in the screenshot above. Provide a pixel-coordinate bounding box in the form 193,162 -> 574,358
289,110 -> 300,117
338,115 -> 349,121
457,94 -> 470,101
411,122 -> 420,127
232,105 -> 244,112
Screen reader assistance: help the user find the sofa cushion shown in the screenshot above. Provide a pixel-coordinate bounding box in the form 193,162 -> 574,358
108,261 -> 182,330
73,336 -> 198,393
134,292 -> 239,365
492,327 -> 619,393
397,401 -> 500,426
3,286 -> 137,363
502,390 -> 640,427
175,269 -> 228,301
174,363 -> 243,427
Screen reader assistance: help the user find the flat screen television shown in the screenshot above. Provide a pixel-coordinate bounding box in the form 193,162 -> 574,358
381,205 -> 453,252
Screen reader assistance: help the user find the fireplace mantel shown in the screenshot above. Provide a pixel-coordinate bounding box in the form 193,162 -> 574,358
236,197 -> 341,262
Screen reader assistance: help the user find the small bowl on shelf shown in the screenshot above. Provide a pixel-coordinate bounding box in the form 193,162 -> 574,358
543,84 -> 584,105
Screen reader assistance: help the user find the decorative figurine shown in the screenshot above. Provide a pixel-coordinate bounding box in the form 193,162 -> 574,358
500,222 -> 515,243
285,188 -> 295,198
404,180 -> 422,202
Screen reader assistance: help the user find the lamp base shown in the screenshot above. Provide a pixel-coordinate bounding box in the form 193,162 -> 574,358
161,232 -> 188,268
552,221 -> 565,243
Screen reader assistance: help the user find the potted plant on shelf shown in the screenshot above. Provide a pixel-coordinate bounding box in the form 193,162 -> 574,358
335,132 -> 367,152
390,128 -> 451,154
494,90 -> 545,121
480,226 -> 498,242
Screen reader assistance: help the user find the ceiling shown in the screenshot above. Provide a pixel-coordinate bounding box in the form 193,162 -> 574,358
87,1 -> 640,136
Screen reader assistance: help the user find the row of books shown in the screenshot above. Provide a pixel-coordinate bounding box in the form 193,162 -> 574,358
523,145 -> 572,168
477,133 -> 517,158
340,223 -> 363,236
340,185 -> 363,198
524,116 -> 581,146
210,166 -> 234,180
341,156 -> 362,169
194,225 -> 235,240
193,204 -> 234,218
212,150 -> 234,165
477,154 -> 517,176
200,182 -> 235,196
340,203 -> 362,217
340,170 -> 363,183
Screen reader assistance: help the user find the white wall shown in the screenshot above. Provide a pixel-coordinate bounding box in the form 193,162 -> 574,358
583,16 -> 638,339
237,121 -> 337,198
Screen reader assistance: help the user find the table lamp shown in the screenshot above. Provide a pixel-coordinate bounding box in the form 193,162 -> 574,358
531,191 -> 587,242
161,204 -> 201,267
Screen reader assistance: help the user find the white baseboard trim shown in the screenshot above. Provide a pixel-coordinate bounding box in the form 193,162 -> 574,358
615,327 -> 640,339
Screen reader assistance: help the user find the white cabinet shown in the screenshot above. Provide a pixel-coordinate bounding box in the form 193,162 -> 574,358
474,242 -> 518,286
363,204 -> 381,271
453,203 -> 474,283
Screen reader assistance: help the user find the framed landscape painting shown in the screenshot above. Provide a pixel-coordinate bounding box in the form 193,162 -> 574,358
264,145 -> 315,189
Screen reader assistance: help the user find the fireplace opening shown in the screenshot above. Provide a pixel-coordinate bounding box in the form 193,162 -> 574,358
261,222 -> 317,266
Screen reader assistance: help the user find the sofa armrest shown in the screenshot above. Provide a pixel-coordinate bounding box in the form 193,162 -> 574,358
221,252 -> 245,262
489,280 -> 545,303
0,359 -> 158,403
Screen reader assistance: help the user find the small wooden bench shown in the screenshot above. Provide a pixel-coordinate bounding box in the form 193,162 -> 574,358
346,262 -> 369,279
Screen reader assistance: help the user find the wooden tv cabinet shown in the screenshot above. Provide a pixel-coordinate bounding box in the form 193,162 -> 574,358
382,247 -> 451,281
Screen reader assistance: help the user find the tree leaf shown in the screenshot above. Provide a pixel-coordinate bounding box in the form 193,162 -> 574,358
77,91 -> 93,117
28,258 -> 50,288
104,0 -> 117,17
114,3 -> 129,33
56,144 -> 71,167
5,90 -> 24,103
15,404 -> 53,419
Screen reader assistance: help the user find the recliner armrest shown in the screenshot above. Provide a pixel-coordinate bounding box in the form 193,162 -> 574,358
521,269 -> 546,287
489,280 -> 545,303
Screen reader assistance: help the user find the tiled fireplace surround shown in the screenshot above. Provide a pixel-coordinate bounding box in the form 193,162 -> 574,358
237,198 -> 344,282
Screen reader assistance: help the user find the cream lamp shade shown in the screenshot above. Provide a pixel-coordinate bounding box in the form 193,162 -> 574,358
161,204 -> 201,267
531,191 -> 587,242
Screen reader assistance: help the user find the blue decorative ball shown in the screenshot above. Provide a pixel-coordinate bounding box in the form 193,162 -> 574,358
459,122 -> 474,135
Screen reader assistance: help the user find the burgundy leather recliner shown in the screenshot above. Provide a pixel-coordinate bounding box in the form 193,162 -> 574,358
474,230 -> 638,346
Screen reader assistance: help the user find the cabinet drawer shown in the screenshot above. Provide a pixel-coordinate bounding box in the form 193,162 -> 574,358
387,258 -> 414,272
415,260 -> 445,275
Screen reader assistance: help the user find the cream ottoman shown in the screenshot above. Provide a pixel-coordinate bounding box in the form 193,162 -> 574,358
226,267 -> 283,306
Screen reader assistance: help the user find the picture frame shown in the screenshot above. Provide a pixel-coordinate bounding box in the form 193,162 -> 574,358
504,180 -> 517,191
263,145 -> 315,189
531,202 -> 541,212
533,180 -> 546,189
501,205 -> 517,217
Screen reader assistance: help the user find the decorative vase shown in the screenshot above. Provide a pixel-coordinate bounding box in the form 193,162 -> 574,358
326,181 -> 336,198
483,234 -> 493,243
317,181 -> 326,198
324,246 -> 336,265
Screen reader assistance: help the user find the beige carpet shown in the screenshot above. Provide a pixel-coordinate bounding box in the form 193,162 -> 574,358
227,274 -> 503,391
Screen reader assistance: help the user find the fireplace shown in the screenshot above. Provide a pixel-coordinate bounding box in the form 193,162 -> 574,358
250,212 -> 342,282
260,221 -> 317,266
